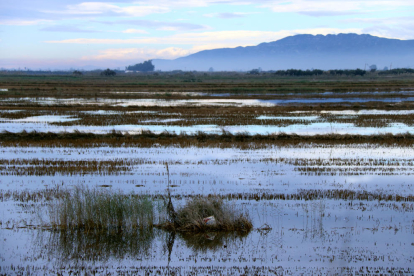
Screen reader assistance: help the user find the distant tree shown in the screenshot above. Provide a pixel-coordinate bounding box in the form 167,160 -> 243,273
383,66 -> 388,71
208,67 -> 214,72
249,69 -> 260,75
100,68 -> 116,76
72,70 -> 83,76
126,60 -> 155,72
353,68 -> 366,76
369,64 -> 377,72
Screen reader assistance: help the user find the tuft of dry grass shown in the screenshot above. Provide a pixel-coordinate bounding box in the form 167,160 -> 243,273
170,196 -> 252,232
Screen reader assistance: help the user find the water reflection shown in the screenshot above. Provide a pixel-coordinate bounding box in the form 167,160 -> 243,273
45,228 -> 156,262
302,200 -> 326,242
179,231 -> 249,253
35,228 -> 251,264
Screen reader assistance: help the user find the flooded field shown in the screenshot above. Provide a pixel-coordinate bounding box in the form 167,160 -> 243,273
0,74 -> 413,274
2,95 -> 414,135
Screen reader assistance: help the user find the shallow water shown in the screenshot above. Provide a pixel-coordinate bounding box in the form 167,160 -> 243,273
1,118 -> 414,135
1,144 -> 413,274
1,199 -> 412,275
12,115 -> 79,123
1,145 -> 413,196
320,109 -> 414,115
1,93 -> 413,274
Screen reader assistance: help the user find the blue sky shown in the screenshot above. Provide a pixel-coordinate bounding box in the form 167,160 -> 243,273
1,0 -> 413,69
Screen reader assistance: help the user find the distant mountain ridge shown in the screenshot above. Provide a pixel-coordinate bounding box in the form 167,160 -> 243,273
153,33 -> 414,71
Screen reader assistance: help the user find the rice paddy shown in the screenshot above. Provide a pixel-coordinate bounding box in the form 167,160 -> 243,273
0,73 -> 413,275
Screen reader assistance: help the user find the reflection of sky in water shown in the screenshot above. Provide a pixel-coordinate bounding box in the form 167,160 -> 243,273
1,146 -> 413,196
12,115 -> 79,123
1,116 -> 414,135
261,97 -> 414,104
2,97 -> 414,107
257,115 -> 320,121
0,109 -> 22,113
1,198 -> 412,274
320,109 -> 414,115
1,144 -> 413,273
81,110 -> 159,115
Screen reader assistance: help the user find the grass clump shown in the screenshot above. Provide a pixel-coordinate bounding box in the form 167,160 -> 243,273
171,196 -> 252,232
49,186 -> 154,231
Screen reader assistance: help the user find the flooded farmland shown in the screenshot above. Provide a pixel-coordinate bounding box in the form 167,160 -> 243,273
0,74 -> 413,275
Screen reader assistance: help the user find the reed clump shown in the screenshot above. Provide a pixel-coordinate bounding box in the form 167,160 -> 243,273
49,186 -> 154,231
164,196 -> 252,233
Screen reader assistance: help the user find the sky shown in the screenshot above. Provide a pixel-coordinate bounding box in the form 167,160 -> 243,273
1,0 -> 413,70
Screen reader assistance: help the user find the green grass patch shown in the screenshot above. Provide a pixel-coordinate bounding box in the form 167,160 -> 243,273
49,186 -> 155,231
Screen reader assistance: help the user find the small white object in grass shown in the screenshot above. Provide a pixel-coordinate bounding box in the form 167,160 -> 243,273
0,89 -> 8,91
203,216 -> 216,226
205,232 -> 216,240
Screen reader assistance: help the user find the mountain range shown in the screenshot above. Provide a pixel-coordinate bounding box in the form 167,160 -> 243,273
152,33 -> 414,71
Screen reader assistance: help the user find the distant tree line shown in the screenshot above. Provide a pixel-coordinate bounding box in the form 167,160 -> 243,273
2,66 -> 414,76
273,69 -> 324,76
126,60 -> 155,72
328,69 -> 366,76
249,68 -> 368,76
378,68 -> 414,75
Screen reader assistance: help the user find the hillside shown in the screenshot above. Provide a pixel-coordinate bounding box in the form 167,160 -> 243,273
153,34 -> 414,71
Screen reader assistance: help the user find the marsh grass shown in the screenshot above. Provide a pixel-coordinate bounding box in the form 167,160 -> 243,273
46,186 -> 252,234
163,196 -> 252,232
2,130 -> 414,148
49,186 -> 154,231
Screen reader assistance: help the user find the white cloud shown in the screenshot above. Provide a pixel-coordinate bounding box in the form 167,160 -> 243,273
131,0 -> 222,8
0,19 -> 52,26
95,19 -> 209,31
341,16 -> 414,40
261,0 -> 412,16
81,47 -> 194,60
204,12 -> 253,18
122,29 -> 149,34
131,0 -> 412,12
363,23 -> 414,40
342,16 -> 414,25
43,2 -> 169,17
46,28 -> 361,46
41,25 -> 100,33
